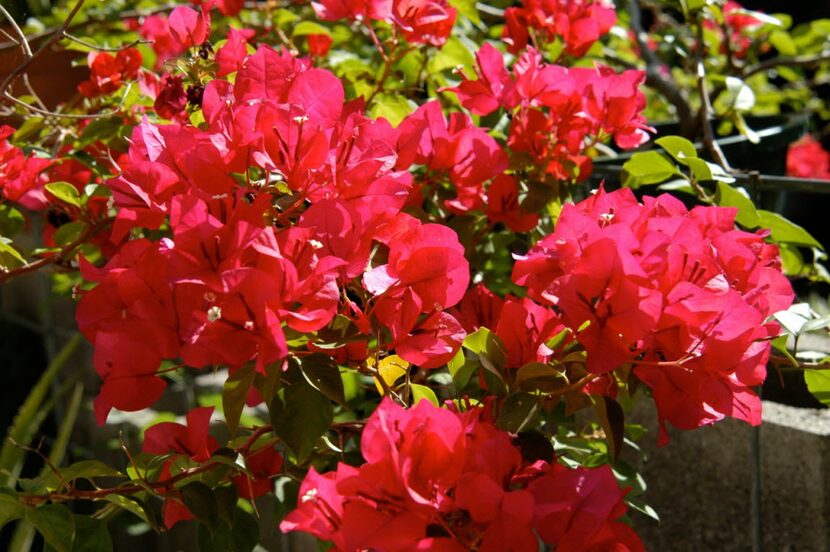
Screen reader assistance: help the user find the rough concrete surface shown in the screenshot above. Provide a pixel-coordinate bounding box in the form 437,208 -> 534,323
629,400 -> 830,551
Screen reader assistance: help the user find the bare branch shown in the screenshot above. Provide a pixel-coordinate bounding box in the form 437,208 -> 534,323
627,0 -> 696,137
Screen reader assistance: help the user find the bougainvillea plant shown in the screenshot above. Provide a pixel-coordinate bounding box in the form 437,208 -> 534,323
0,0 -> 828,550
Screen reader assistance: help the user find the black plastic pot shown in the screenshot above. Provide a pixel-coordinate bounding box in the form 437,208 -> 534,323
594,114 -> 808,176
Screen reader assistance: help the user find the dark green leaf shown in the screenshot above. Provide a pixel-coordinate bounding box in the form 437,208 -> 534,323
448,349 -> 480,392
300,353 -> 346,407
76,117 -> 123,148
595,396 -> 625,463
515,362 -> 566,392
72,515 -> 112,552
0,493 -> 23,529
496,393 -> 540,433
214,485 -> 239,527
197,507 -> 260,552
513,431 -> 554,463
180,481 -> 218,526
39,460 -> 122,492
26,504 -> 75,552
224,365 -> 257,436
270,382 -> 333,462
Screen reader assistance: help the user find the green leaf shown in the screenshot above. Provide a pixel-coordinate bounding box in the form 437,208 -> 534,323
448,349 -> 480,392
214,485 -> 239,527
655,136 -> 697,163
292,21 -> 330,37
594,396 -> 625,463
0,204 -> 25,238
76,117 -> 123,149
410,384 -> 438,406
514,362 -> 567,392
102,495 -> 159,530
448,0 -> 480,24
757,210 -> 824,249
53,221 -> 86,247
769,29 -> 796,55
45,182 -> 82,207
368,93 -> 414,127
0,238 -> 26,269
223,365 -> 257,436
13,116 -> 45,142
0,493 -> 23,529
805,369 -> 830,407
428,36 -> 474,74
496,393 -> 540,433
180,481 -> 218,526
0,334 -> 84,487
622,152 -> 681,188
26,504 -> 75,552
714,182 -> 760,228
270,382 -> 333,462
197,507 -> 260,552
40,460 -> 123,491
300,353 -> 346,407
463,328 -> 506,372
71,515 -> 112,552
771,335 -> 798,368
627,495 -> 661,522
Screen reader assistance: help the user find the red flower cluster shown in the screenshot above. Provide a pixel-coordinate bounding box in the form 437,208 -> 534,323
786,135 -> 830,180
503,0 -> 616,58
513,187 -> 794,441
139,5 -> 210,68
312,0 -> 456,46
77,48 -> 143,98
78,45 -> 474,422
0,126 -> 51,209
450,44 -> 651,181
453,285 -> 570,369
280,398 -> 643,551
720,1 -> 765,58
396,100 -> 508,213
142,407 -> 282,527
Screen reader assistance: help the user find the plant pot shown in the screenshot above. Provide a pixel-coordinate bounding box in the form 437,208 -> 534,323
593,114 -> 808,176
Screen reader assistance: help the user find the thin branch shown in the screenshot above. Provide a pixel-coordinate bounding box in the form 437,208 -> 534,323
0,0 -> 85,94
628,0 -> 695,137
62,33 -> 151,52
695,18 -> 731,170
0,216 -> 114,284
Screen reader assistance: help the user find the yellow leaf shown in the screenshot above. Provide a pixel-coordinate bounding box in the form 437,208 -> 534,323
373,355 -> 409,395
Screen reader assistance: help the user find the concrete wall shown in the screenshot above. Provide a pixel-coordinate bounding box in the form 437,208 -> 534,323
630,401 -> 830,551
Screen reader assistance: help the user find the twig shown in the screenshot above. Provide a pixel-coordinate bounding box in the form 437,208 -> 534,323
628,0 -> 695,137
0,216 -> 114,284
0,0 -> 86,103
695,19 -> 731,171
62,33 -> 151,52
